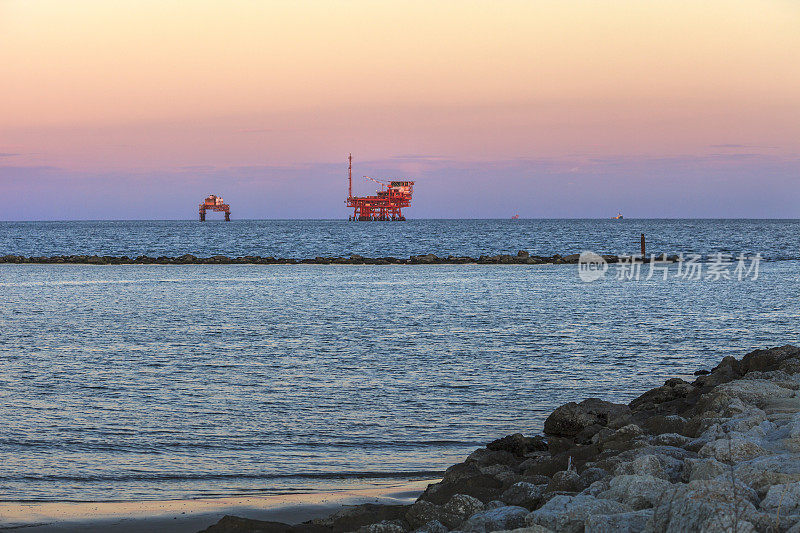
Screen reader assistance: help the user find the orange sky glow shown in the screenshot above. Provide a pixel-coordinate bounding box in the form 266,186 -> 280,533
1,0 -> 798,218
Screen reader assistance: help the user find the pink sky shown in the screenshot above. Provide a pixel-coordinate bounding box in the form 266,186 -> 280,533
1,0 -> 799,219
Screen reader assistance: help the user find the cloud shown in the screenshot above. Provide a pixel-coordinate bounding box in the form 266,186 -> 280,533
0,153 -> 20,158
390,154 -> 449,161
709,143 -> 749,148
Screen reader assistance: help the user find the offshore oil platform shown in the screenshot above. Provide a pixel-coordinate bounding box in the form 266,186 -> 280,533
199,195 -> 230,221
346,154 -> 414,221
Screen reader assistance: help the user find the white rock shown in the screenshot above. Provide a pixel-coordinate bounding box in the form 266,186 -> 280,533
761,482 -> 800,516
683,458 -> 729,482
649,478 -> 760,532
599,474 -> 671,510
492,526 -> 554,533
444,494 -> 485,522
699,436 -> 768,462
584,509 -> 653,533
649,433 -> 690,447
713,379 -> 795,410
614,453 -> 684,482
461,506 -> 529,533
525,494 -> 632,533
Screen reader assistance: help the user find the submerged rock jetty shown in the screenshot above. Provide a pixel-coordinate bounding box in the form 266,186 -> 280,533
0,251 -> 678,265
202,345 -> 800,533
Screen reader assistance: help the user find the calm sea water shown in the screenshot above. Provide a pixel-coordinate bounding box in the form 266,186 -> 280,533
1,219 -> 799,260
0,220 -> 798,502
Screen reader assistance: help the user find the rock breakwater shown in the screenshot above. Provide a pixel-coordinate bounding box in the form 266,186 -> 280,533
0,252 -> 679,265
202,345 -> 800,533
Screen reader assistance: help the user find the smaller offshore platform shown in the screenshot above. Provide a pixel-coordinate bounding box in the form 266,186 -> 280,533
346,154 -> 414,221
199,195 -> 230,221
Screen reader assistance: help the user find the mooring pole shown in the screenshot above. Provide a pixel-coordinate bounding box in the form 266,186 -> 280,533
641,233 -> 646,259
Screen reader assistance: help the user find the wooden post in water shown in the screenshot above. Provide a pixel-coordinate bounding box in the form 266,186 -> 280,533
641,233 -> 646,259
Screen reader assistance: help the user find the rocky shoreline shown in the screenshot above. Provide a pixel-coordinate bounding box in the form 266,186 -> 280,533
202,345 -> 800,533
0,252 -> 677,265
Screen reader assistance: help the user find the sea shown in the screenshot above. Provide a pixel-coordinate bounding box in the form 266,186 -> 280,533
0,219 -> 798,502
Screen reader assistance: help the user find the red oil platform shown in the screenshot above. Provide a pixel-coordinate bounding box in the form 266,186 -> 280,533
199,195 -> 230,221
346,154 -> 414,221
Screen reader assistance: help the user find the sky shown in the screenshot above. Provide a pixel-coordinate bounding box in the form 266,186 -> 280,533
1,0 -> 799,219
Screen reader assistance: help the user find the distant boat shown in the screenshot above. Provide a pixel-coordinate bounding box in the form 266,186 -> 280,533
511,214 -> 520,220
612,212 -> 624,219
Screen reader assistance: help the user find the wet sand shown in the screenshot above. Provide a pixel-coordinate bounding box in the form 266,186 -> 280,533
0,480 -> 434,533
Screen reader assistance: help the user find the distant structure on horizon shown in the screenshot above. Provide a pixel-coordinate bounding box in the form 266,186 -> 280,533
346,154 -> 414,221
199,195 -> 230,221
613,212 -> 624,219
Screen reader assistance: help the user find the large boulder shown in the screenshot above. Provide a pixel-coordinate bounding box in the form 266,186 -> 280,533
487,434 -> 547,456
357,520 -> 407,533
442,494 -> 485,526
649,478 -> 760,532
761,482 -> 800,517
406,494 -> 485,530
629,378 -> 696,413
309,504 -> 409,531
740,345 -> 800,374
460,506 -> 529,533
683,458 -> 729,482
544,399 -> 631,438
699,436 -> 769,463
419,463 -> 505,504
500,482 -> 546,509
545,469 -> 583,494
613,453 -> 683,481
411,521 -> 447,533
734,454 -> 800,498
584,509 -> 653,533
598,474 -> 671,510
525,494 -> 632,533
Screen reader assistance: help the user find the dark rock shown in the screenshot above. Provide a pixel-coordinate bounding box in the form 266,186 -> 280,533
309,504 -> 409,532
486,433 -> 546,456
693,369 -> 710,376
517,250 -> 530,258
523,454 -> 570,478
578,467 -> 608,487
629,378 -> 696,413
740,345 -> 800,374
441,494 -> 485,527
544,398 -> 632,438
519,474 -> 551,485
638,415 -> 689,436
405,498 -> 477,530
545,469 -> 583,493
465,448 -> 519,467
546,436 -> 574,455
596,424 -> 645,452
499,481 -> 545,509
418,470 -> 504,505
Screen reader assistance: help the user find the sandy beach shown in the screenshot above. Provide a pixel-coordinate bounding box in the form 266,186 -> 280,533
0,480 -> 433,533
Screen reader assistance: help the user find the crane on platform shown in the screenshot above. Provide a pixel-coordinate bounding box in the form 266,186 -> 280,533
345,154 -> 415,221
